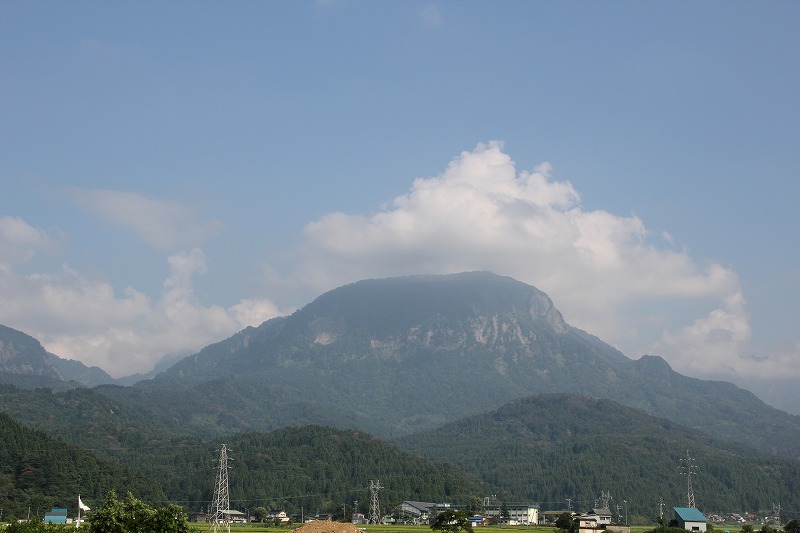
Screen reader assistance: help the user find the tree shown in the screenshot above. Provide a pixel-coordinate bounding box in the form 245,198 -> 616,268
741,525 -> 754,533
87,491 -> 191,533
784,519 -> 800,533
555,512 -> 574,531
251,507 -> 268,523
465,497 -> 483,516
430,509 -> 473,533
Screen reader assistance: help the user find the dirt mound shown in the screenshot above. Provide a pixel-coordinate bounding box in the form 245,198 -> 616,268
291,520 -> 366,533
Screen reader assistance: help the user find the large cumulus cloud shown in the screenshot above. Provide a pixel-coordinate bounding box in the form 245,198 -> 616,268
277,142 -> 787,381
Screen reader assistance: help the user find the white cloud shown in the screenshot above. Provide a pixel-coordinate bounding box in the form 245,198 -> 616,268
0,220 -> 282,376
71,189 -> 222,251
273,141 -> 793,382
0,216 -> 57,267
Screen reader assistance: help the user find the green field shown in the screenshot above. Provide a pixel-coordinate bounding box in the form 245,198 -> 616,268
215,525 -> 664,533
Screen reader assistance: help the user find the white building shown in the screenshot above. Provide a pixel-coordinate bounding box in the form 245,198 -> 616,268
484,504 -> 539,525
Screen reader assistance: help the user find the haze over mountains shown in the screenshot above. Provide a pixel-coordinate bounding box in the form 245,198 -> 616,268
2,272 -> 799,458
2,272 -> 800,519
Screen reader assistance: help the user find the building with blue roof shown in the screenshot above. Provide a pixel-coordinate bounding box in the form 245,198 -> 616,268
44,508 -> 68,524
674,507 -> 707,532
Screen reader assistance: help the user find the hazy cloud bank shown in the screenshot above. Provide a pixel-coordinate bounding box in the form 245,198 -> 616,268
2,143 -> 797,393
0,216 -> 280,377
276,142 -> 796,384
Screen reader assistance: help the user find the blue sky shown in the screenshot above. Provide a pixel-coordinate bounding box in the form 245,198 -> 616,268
2,1 -> 799,413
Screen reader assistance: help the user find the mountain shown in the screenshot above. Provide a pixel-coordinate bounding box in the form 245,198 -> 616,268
394,394 -> 800,518
95,272 -> 800,460
0,410 -> 164,520
0,324 -> 115,389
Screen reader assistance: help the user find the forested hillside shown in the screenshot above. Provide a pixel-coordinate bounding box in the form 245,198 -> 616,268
0,384 -> 188,460
137,425 -> 491,516
0,412 -> 164,520
394,394 -> 800,520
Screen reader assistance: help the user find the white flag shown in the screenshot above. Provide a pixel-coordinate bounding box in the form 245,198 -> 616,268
79,497 -> 90,512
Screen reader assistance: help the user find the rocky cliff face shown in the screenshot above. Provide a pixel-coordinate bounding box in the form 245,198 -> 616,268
0,324 -> 115,388
0,324 -> 62,379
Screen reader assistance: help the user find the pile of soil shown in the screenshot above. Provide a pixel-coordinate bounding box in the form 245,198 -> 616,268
291,521 -> 366,533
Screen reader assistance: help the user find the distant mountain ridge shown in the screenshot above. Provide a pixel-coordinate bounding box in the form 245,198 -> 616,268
0,324 -> 116,389
96,272 -> 800,459
4,273 -> 800,460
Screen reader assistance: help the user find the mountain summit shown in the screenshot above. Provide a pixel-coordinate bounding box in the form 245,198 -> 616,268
97,271 -> 799,459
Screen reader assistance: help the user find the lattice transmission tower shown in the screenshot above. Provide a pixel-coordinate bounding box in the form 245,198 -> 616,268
209,444 -> 231,533
679,450 -> 698,508
369,479 -> 383,524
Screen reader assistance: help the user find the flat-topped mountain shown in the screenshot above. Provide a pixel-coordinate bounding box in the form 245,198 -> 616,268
91,272 -> 799,459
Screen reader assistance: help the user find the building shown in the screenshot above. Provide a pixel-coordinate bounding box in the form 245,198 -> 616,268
267,510 -> 290,522
399,501 -> 447,523
44,508 -> 68,524
674,507 -> 708,532
484,504 -> 540,525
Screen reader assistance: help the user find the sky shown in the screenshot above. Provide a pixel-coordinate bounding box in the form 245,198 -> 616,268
1,1 -> 799,413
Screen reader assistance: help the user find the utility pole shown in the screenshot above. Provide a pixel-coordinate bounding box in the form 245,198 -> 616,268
369,480 -> 383,524
679,450 -> 698,508
659,498 -> 665,522
209,444 -> 231,533
566,498 -> 573,513
624,500 -> 628,526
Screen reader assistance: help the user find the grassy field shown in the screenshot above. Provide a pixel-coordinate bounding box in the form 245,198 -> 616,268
213,525 -> 662,533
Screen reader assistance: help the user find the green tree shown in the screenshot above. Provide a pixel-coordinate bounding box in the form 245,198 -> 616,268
555,512 -> 574,531
251,507 -> 268,523
465,497 -> 483,515
741,525 -> 754,533
784,519 -> 800,533
431,509 -> 473,533
87,491 -> 192,533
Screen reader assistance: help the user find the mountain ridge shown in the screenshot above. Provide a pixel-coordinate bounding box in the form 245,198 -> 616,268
117,272 -> 800,459
3,272 -> 799,460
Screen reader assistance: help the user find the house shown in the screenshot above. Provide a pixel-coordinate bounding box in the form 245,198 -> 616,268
674,507 -> 708,532
267,509 -> 290,522
44,508 -> 68,524
351,512 -> 368,524
574,509 -> 629,533
576,514 -> 602,533
589,508 -> 613,525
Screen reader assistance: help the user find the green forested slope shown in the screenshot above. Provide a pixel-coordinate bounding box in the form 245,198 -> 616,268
0,412 -> 164,520
394,394 -> 800,521
150,425 -> 491,516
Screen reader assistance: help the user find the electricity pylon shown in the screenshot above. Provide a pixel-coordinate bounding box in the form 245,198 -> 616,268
679,450 -> 698,508
369,479 -> 383,524
209,444 -> 231,533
